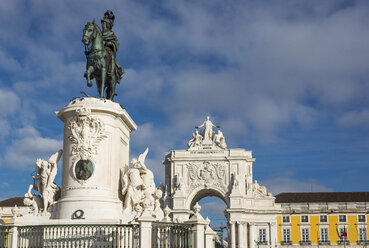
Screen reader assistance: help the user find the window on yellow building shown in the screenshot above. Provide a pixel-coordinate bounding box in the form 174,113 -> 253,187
358,215 -> 366,223
339,215 -> 346,222
283,228 -> 291,242
301,216 -> 308,223
358,228 -> 367,243
339,227 -> 348,242
320,228 -> 329,243
282,216 -> 290,223
301,228 -> 310,242
320,215 -> 327,223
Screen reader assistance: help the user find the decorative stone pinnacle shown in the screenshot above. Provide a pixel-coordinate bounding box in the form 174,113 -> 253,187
163,206 -> 171,217
193,202 -> 201,214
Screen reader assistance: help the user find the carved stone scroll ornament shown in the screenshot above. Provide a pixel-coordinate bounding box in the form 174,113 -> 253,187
186,161 -> 227,193
67,107 -> 107,163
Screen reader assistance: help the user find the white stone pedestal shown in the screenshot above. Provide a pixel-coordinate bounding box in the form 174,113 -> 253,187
54,97 -> 137,219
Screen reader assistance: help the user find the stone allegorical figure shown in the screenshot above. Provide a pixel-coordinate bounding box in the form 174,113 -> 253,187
253,180 -> 267,197
187,129 -> 203,148
24,185 -> 43,216
32,150 -> 62,213
196,116 -> 219,142
121,148 -> 154,214
121,148 -> 165,221
214,130 -> 227,149
231,173 -> 239,191
121,158 -> 145,213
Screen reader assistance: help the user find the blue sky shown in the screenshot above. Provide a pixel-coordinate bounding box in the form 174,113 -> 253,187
0,0 -> 369,219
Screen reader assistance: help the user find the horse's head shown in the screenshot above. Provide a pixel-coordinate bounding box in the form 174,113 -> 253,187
82,19 -> 97,46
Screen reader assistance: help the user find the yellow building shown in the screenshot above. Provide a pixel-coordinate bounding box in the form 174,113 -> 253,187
276,192 -> 369,247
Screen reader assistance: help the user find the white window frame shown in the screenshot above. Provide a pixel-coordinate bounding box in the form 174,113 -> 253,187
339,215 -> 347,223
301,215 -> 309,223
282,216 -> 290,223
358,215 -> 366,223
358,227 -> 367,242
320,215 -> 328,223
320,228 -> 329,242
301,228 -> 310,242
282,228 -> 291,242
339,227 -> 348,242
258,228 -> 267,243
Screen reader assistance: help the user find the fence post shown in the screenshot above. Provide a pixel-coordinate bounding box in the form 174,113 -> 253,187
137,209 -> 155,248
185,203 -> 208,248
204,221 -> 216,248
6,226 -> 18,248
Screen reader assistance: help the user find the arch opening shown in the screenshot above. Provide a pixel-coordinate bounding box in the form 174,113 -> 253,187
189,188 -> 228,210
196,195 -> 229,246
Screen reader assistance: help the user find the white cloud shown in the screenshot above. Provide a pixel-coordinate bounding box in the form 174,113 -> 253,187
2,126 -> 62,169
0,88 -> 20,117
338,109 -> 369,130
0,50 -> 22,72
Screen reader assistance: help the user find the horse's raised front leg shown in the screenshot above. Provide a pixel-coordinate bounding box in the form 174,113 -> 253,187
86,66 -> 94,87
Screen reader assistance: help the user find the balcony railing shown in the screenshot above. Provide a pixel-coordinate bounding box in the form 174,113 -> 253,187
299,240 -> 311,245
338,239 -> 350,245
357,240 -> 369,245
318,240 -> 330,245
152,222 -> 192,248
281,240 -> 292,245
257,241 -> 268,245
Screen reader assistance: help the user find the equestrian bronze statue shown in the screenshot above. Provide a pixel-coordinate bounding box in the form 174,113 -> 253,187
82,10 -> 124,101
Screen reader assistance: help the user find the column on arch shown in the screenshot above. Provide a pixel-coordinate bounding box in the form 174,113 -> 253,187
230,221 -> 236,248
249,222 -> 256,248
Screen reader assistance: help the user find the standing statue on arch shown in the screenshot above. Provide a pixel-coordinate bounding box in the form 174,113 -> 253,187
82,10 -> 124,101
196,116 -> 220,142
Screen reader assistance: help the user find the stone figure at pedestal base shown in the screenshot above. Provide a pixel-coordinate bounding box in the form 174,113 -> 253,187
121,148 -> 164,221
24,150 -> 62,215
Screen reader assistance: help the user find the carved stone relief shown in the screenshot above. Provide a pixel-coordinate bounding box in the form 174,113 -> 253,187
186,161 -> 227,193
67,106 -> 107,182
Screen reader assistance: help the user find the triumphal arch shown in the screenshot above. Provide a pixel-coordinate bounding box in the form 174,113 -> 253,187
164,117 -> 280,248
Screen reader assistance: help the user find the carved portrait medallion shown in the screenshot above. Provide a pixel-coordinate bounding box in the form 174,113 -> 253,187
75,159 -> 94,180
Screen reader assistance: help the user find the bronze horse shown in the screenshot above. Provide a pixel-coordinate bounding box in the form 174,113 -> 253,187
82,20 -> 119,100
